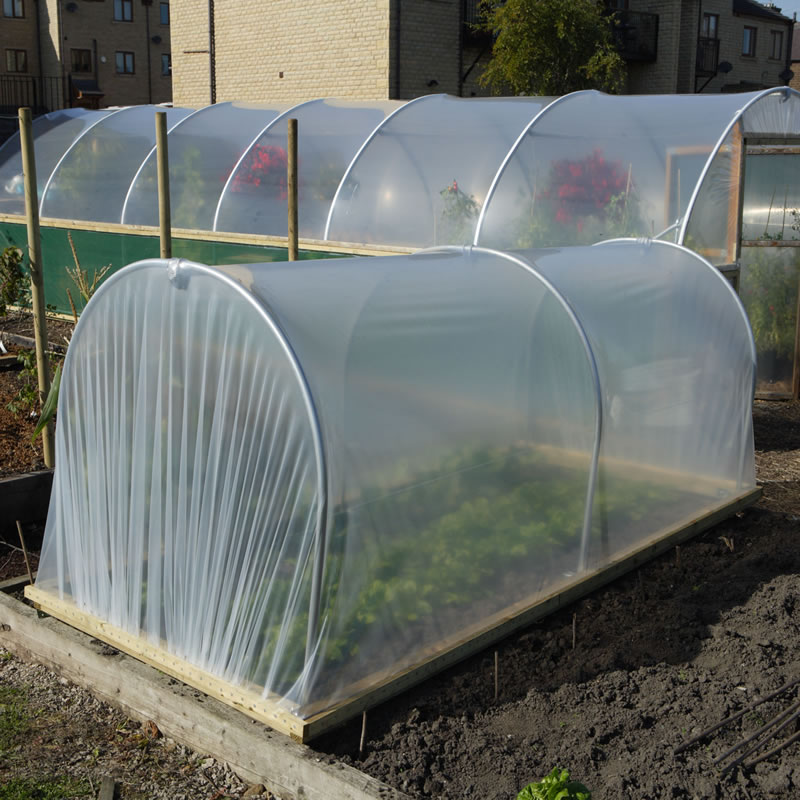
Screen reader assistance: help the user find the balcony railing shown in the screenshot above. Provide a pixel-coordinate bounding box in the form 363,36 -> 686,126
611,10 -> 659,63
696,37 -> 720,76
0,75 -> 70,115
463,0 -> 492,44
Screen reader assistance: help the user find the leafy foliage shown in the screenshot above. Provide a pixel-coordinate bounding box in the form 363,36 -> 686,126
0,246 -> 25,317
438,179 -> 481,244
479,0 -> 626,96
514,149 -> 642,247
0,777 -> 92,800
517,767 -> 592,800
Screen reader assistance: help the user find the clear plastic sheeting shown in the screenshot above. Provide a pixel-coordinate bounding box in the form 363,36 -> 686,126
215,99 -> 399,240
681,88 -> 800,264
475,91 -> 754,250
39,105 -> 193,223
324,95 -> 549,247
0,109 -> 111,216
35,241 -> 756,723
122,102 -> 288,230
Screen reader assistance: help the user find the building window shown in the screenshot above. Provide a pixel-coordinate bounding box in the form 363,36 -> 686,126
702,13 -> 718,40
160,2 -> 169,25
743,26 -> 757,57
3,0 -> 23,18
161,53 -> 171,76
115,51 -> 135,74
71,49 -> 92,73
114,0 -> 132,21
770,30 -> 783,60
5,49 -> 27,72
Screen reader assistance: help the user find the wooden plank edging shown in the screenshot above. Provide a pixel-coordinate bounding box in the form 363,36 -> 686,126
0,469 -> 53,523
0,590 -> 410,800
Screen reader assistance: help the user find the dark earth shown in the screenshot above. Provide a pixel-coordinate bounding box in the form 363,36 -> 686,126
1,311 -> 799,799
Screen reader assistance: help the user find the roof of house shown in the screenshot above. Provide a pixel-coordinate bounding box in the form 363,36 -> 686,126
734,0 -> 794,23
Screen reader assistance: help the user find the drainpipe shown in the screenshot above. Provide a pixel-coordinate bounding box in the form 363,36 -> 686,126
784,16 -> 794,85
145,3 -> 153,103
208,0 -> 216,103
457,0 -> 464,96
35,0 -> 45,111
393,0 -> 401,99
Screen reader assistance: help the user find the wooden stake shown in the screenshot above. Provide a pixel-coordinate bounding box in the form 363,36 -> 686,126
359,711 -> 367,756
572,612 -> 576,650
288,118 -> 298,262
494,650 -> 499,701
155,111 -> 171,259
19,107 -> 53,468
15,521 -> 33,586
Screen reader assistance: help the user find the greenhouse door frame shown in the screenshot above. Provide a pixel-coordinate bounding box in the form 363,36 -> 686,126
737,134 -> 800,400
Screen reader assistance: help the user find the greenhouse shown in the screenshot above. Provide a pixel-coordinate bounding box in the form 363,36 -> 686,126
1,89 -> 800,395
27,240 -> 759,741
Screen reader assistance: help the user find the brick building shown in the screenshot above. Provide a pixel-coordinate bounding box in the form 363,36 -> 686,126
169,0 -> 794,108
0,0 -> 173,114
621,0 -> 794,93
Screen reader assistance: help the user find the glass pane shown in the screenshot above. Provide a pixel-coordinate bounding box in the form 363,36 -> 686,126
741,150 -> 800,242
740,245 -> 799,396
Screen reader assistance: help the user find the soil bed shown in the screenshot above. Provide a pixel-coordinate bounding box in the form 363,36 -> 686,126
0,319 -> 798,798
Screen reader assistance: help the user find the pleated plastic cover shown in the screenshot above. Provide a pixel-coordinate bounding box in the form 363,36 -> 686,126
35,240 -> 755,720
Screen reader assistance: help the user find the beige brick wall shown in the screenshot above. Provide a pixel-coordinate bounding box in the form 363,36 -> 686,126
626,0 -> 791,95
1,1 -> 172,110
56,0 -> 172,107
172,0 -> 391,107
0,1 -> 39,79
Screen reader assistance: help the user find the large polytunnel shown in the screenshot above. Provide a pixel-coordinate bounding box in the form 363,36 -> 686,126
324,94 -> 550,247
30,240 -> 757,736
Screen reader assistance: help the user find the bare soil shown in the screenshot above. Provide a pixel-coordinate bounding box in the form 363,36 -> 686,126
1,320 -> 798,799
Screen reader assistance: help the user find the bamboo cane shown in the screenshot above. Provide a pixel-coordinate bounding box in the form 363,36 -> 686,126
288,118 -> 298,262
19,107 -> 54,468
156,111 -> 172,259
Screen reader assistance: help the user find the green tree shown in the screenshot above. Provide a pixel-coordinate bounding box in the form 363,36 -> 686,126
479,0 -> 626,96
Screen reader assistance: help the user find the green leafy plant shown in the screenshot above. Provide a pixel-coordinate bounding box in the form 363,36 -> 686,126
513,150 -> 642,248
479,0 -> 626,96
438,179 -> 481,244
517,767 -> 591,800
0,246 -> 25,317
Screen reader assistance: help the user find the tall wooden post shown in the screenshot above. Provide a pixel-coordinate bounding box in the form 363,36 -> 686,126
156,111 -> 171,259
288,118 -> 298,261
19,107 -> 54,468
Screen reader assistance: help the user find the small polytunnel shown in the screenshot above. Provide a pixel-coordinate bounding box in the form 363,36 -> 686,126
214,99 -> 400,240
475,91 -> 760,250
324,94 -> 551,247
33,240 -> 756,730
0,108 -> 111,215
122,102 -> 289,230
39,105 -> 194,223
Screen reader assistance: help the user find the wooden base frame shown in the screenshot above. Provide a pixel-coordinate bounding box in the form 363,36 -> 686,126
25,486 -> 761,742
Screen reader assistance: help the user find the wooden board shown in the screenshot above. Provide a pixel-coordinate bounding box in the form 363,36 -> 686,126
0,213 -> 414,258
0,591 -> 409,800
0,469 -> 53,524
25,486 -> 760,743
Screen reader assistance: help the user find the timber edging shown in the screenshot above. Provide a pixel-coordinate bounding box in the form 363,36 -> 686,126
0,590 -> 410,800
0,469 -> 53,524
